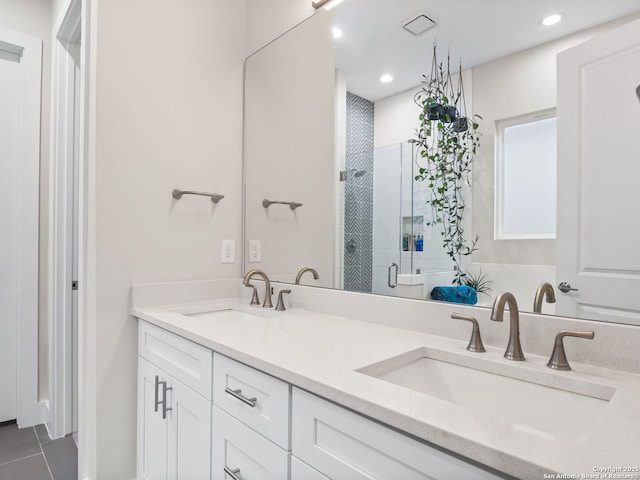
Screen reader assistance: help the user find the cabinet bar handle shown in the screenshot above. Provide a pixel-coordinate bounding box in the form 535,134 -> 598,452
162,381 -> 173,419
224,387 -> 257,407
223,467 -> 244,480
154,375 -> 160,412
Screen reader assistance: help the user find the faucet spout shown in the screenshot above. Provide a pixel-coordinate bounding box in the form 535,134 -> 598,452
533,282 -> 556,313
295,267 -> 319,285
490,292 -> 525,361
242,269 -> 273,308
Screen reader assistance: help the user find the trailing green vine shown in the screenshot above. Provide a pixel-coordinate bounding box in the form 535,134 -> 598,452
414,48 -> 482,284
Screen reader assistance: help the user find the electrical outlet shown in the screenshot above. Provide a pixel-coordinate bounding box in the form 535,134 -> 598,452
221,240 -> 235,264
248,240 -> 261,263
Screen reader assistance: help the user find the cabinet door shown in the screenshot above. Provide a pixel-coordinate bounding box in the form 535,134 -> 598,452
138,358 -> 170,480
292,388 -> 501,480
211,406 -> 290,480
167,372 -> 212,480
291,457 -> 330,480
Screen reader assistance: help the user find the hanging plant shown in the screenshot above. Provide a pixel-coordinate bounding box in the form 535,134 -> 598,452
414,46 -> 482,284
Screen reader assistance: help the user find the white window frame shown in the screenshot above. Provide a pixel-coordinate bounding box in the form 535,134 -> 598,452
494,108 -> 557,240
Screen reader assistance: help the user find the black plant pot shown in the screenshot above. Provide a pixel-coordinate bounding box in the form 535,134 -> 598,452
427,103 -> 444,120
452,116 -> 469,132
443,105 -> 458,123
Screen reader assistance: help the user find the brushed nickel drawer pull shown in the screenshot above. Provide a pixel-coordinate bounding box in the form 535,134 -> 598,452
225,387 -> 257,407
154,375 -> 161,412
161,381 -> 173,419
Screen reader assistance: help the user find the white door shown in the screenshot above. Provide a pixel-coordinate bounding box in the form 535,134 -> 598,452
70,41 -> 81,437
556,18 -> 640,324
0,46 -> 21,423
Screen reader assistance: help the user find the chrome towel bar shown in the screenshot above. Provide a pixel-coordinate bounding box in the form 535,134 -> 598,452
262,199 -> 303,210
172,189 -> 224,203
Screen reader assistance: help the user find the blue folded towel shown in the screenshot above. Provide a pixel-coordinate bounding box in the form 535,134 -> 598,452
430,285 -> 478,305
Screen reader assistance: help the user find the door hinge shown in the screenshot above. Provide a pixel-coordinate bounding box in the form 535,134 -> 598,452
72,281 -> 78,290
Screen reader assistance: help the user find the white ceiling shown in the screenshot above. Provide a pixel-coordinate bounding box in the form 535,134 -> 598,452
331,0 -> 640,101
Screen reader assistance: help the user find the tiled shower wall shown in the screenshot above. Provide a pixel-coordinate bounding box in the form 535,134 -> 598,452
344,92 -> 374,292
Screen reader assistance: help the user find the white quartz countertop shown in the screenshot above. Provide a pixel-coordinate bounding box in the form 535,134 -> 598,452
132,298 -> 640,479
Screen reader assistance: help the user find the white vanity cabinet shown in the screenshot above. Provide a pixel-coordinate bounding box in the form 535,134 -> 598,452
291,388 -> 501,480
136,320 -> 503,480
137,322 -> 213,480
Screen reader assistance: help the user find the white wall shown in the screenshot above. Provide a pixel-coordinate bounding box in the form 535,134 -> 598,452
374,86 -> 420,148
84,0 -> 246,477
244,10 -> 336,287
245,0 -> 315,56
0,0 -> 52,404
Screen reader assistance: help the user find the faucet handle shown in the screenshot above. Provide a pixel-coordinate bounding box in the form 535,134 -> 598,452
245,283 -> 260,306
547,330 -> 595,371
275,289 -> 291,311
451,313 -> 486,353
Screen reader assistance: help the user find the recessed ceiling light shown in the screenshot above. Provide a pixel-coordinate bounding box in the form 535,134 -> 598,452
541,13 -> 564,27
332,27 -> 343,39
380,74 -> 393,84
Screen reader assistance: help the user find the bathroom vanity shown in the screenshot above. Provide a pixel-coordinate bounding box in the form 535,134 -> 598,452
132,279 -> 640,480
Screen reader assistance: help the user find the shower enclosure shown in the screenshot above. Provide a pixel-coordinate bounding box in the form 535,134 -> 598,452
343,140 -> 453,298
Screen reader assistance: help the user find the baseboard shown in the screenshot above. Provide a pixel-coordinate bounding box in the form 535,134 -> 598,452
38,400 -> 49,425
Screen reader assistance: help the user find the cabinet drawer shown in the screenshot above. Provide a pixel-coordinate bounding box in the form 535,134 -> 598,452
292,388 -> 502,480
291,457 -> 330,480
213,353 -> 290,449
138,320 -> 213,400
212,406 -> 290,480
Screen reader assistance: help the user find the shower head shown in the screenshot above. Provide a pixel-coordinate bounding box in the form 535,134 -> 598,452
350,168 -> 367,178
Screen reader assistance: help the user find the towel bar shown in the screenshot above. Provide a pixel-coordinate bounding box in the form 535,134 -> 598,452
172,189 -> 224,204
262,199 -> 303,211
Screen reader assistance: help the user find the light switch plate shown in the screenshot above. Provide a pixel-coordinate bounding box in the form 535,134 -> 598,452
221,240 -> 235,264
249,240 -> 261,263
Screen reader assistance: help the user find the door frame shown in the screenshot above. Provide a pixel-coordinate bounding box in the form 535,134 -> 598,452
0,27 -> 42,427
48,0 -> 83,439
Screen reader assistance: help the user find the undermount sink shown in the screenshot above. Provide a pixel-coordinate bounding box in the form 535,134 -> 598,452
180,303 -> 276,321
357,347 -> 615,440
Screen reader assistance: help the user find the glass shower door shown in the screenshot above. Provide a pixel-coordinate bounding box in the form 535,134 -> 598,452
370,142 -> 406,296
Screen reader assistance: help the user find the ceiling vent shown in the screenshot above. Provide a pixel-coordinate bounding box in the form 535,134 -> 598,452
402,13 -> 437,36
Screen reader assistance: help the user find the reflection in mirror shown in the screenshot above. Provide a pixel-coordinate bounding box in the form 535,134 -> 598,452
243,0 -> 640,325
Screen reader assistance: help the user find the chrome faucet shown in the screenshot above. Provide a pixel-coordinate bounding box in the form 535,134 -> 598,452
533,282 -> 556,313
490,292 -> 525,361
295,267 -> 319,285
242,269 -> 273,308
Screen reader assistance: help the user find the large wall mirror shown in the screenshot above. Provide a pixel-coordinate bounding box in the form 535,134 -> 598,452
243,0 -> 640,325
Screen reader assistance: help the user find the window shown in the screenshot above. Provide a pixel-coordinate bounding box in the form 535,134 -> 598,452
495,109 -> 557,239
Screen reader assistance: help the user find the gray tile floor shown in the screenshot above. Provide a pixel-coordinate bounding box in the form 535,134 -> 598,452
0,421 -> 77,480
